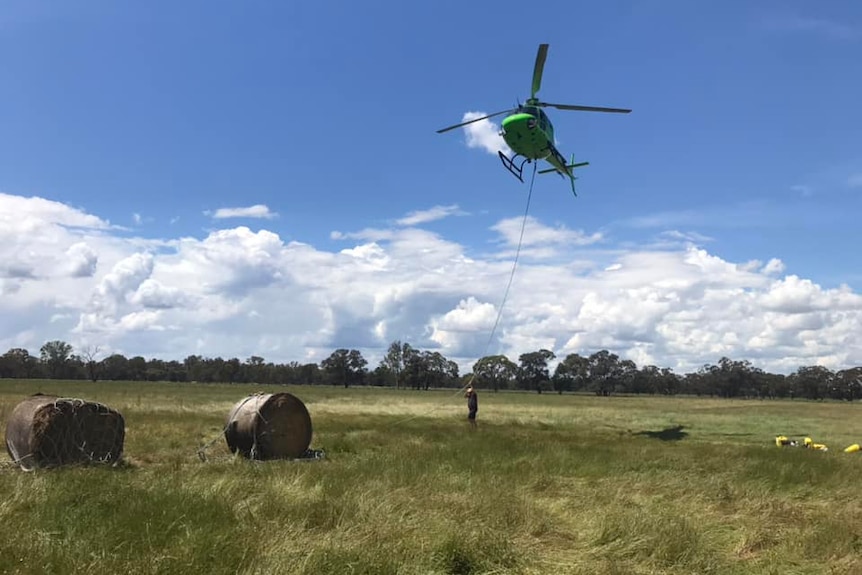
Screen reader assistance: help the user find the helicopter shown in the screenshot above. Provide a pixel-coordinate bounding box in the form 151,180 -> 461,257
437,43 -> 631,195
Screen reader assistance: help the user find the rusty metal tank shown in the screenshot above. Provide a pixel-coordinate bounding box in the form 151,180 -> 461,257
224,392 -> 312,460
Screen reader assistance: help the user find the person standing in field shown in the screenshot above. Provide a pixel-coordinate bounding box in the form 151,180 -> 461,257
465,385 -> 478,429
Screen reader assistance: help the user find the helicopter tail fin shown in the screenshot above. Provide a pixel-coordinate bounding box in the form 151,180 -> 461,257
568,154 -> 578,196
568,154 -> 588,196
538,157 -> 589,196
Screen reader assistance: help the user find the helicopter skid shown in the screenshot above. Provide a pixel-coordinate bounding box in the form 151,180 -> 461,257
498,151 -> 530,183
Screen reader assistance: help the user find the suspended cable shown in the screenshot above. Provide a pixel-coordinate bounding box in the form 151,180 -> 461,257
389,161 -> 539,426
480,160 -> 538,359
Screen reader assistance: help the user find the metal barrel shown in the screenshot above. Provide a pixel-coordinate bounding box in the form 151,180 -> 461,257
223,392 -> 312,460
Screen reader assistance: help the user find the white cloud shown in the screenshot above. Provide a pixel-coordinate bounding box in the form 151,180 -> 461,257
65,242 -> 99,278
331,228 -> 395,242
396,204 -> 466,226
762,258 -> 786,275
659,230 -> 713,244
429,297 -> 500,356
89,252 -> 155,314
0,192 -> 112,231
3,191 -> 862,375
1,261 -> 35,279
130,278 -> 187,309
205,204 -> 278,220
132,213 -> 142,225
491,216 -> 603,257
462,111 -> 513,156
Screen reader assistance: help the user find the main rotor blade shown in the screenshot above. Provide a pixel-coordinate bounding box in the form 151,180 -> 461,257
531,43 -> 549,100
436,109 -> 513,134
541,102 -> 632,114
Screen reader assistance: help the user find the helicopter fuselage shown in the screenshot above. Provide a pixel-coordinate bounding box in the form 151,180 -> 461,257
437,42 -> 629,196
500,106 -> 555,161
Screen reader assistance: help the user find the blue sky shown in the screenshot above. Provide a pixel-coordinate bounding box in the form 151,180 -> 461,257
2,0 -> 861,374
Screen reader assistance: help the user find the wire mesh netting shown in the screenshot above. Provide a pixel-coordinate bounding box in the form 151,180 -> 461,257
4,394 -> 125,471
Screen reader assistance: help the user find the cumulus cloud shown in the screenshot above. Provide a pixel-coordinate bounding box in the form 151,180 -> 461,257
491,216 -> 603,259
396,204 -> 466,226
462,111 -> 513,156
3,192 -> 862,375
1,262 -> 35,279
762,258 -> 786,275
205,204 -> 278,219
65,242 -> 99,278
130,279 -> 186,309
0,192 -> 111,231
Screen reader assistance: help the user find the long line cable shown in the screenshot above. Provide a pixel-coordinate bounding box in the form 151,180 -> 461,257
192,164 -> 541,458
389,160 -> 539,426
195,164 -> 541,453
480,160 -> 537,359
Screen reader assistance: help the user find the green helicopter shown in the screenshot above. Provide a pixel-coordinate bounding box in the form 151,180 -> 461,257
437,43 -> 631,195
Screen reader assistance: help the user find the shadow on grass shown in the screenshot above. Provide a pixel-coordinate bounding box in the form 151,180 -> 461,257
633,425 -> 688,441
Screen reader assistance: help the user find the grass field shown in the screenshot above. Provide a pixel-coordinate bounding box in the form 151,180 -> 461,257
1,379 -> 861,574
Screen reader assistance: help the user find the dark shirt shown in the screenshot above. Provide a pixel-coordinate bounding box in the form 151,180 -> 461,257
467,392 -> 478,411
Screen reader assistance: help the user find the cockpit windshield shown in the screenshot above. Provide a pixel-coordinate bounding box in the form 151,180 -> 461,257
521,106 -> 551,135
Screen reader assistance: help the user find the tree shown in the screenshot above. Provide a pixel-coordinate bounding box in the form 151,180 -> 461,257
184,355 -> 205,382
657,367 -> 680,395
403,347 -> 426,389
40,340 -> 73,379
321,349 -> 367,387
0,348 -> 38,379
245,356 -> 266,383
146,358 -> 167,381
419,351 -> 459,390
80,345 -> 102,382
753,371 -> 788,399
473,354 -> 518,392
221,357 -> 241,383
617,359 -> 638,393
298,362 -> 322,385
380,340 -> 412,389
790,365 -> 832,401
518,349 -> 556,393
99,354 -> 130,380
834,368 -> 862,401
712,357 -> 758,399
127,356 -> 148,381
632,365 -> 660,395
586,350 -> 623,396
552,353 -> 589,394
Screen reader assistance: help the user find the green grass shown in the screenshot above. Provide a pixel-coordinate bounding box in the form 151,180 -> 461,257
1,380 -> 861,574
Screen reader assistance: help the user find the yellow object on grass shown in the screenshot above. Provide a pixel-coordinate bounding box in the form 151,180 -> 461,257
844,444 -> 860,453
803,437 -> 828,451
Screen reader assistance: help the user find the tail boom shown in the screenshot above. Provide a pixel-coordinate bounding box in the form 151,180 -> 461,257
539,150 -> 589,196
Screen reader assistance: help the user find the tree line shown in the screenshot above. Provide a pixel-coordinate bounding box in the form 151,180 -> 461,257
1,340 -> 861,402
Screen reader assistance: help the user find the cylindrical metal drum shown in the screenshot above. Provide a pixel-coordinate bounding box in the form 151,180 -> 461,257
224,392 -> 312,460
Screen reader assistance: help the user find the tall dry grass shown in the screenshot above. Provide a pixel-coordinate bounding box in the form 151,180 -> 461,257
1,380 -> 860,574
